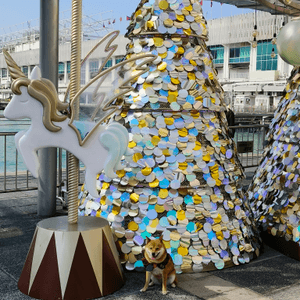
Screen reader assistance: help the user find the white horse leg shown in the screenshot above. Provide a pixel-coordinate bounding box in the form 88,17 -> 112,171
84,169 -> 99,198
14,130 -> 26,154
107,123 -> 131,170
108,123 -> 132,156
18,138 -> 39,178
99,130 -> 121,178
107,125 -> 125,170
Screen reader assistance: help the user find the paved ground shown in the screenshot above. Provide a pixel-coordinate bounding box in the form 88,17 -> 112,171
1,171 -> 300,300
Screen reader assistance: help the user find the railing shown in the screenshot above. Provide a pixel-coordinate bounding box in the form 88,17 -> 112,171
0,124 -> 269,193
230,124 -> 269,168
234,106 -> 277,113
0,131 -> 84,194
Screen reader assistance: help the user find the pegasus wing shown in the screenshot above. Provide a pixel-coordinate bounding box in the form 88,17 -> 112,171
64,30 -> 156,145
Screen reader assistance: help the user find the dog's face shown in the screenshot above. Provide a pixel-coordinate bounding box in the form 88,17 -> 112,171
145,237 -> 166,261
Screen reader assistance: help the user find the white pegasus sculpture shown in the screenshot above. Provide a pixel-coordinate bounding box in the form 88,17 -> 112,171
2,41 -> 156,198
3,66 -> 129,198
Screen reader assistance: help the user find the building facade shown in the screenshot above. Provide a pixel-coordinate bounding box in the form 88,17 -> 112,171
207,11 -> 292,112
0,10 -> 293,113
0,35 -> 128,107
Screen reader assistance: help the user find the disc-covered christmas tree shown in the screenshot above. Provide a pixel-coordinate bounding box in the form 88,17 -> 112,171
79,0 -> 260,272
247,67 -> 300,243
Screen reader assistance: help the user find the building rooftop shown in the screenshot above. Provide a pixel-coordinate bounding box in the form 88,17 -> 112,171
0,10 -> 116,53
212,0 -> 300,16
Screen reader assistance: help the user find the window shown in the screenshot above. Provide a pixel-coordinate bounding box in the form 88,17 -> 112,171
229,46 -> 250,63
89,60 -> 99,79
2,69 -> 7,78
256,40 -> 277,71
58,62 -> 65,74
22,66 -> 28,77
210,45 -> 224,64
30,65 -> 35,72
67,61 -> 71,74
103,59 -> 112,70
115,55 -> 124,64
58,62 -> 65,80
81,63 -> 86,85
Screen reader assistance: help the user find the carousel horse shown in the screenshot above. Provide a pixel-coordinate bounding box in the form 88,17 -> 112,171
4,66 -> 129,198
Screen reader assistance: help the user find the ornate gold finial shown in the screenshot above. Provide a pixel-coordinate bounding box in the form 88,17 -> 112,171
2,49 -> 26,80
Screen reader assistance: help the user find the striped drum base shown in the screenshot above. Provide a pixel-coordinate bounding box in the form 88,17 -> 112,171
18,216 -> 124,300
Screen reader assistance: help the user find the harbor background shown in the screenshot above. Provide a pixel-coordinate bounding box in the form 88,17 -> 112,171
0,112 -> 269,173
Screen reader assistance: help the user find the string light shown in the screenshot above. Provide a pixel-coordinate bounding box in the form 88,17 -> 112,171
272,2 -> 277,45
272,33 -> 277,45
252,37 -> 258,48
252,1 -> 258,48
271,47 -> 276,58
252,24 -> 258,37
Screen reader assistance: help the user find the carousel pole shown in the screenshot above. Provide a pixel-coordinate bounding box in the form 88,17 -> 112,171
68,0 -> 82,224
6,1 -> 125,298
38,0 -> 59,217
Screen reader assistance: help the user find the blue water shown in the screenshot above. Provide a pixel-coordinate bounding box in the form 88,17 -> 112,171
0,118 -> 267,173
0,118 -> 31,173
0,118 -> 71,173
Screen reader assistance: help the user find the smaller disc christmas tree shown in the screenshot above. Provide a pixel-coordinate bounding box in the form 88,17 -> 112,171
247,67 -> 300,244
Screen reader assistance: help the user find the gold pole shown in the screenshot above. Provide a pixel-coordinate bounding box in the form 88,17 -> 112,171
68,0 -> 82,224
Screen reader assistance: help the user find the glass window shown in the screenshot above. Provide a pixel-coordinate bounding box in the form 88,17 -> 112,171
22,66 -> 28,77
30,65 -> 35,72
210,45 -> 224,65
256,40 -> 277,71
67,61 -> 71,73
257,61 -> 262,70
262,45 -> 267,55
2,69 -> 7,78
115,55 -> 124,64
89,60 -> 99,79
229,46 -> 250,63
81,63 -> 86,85
103,59 -> 112,70
58,62 -> 64,74
267,43 -> 273,53
89,60 -> 99,73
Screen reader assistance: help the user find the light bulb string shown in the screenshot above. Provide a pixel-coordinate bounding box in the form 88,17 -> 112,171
274,0 -> 277,37
255,0 -> 257,28
252,0 -> 258,48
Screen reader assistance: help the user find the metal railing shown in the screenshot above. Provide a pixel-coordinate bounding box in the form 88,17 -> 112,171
0,131 -> 84,193
0,124 -> 269,193
230,124 -> 269,168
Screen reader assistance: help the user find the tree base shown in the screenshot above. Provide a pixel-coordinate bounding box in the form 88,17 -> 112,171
18,216 -> 124,300
261,229 -> 300,261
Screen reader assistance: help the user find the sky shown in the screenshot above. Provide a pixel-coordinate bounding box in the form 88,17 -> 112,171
0,0 -> 252,36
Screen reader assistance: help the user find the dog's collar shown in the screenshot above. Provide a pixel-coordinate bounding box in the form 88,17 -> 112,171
145,253 -> 170,271
157,253 -> 170,269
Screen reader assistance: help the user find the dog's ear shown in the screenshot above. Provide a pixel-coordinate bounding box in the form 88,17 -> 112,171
159,235 -> 163,242
146,237 -> 150,244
